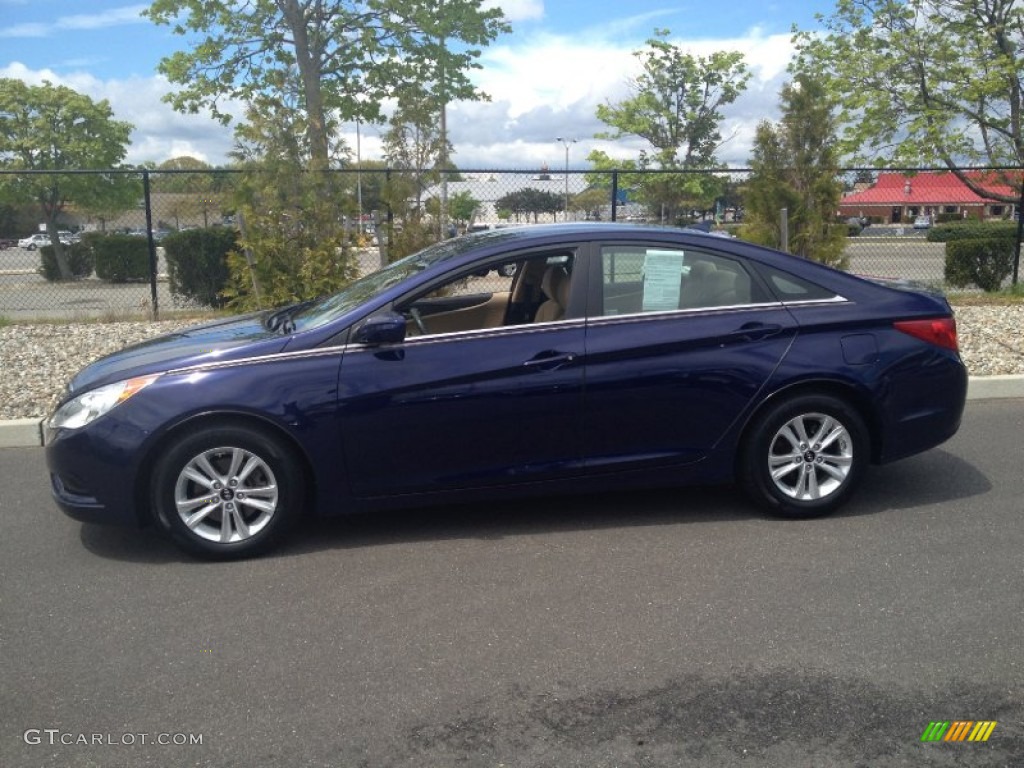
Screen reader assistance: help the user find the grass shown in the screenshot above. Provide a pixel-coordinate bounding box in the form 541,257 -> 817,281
0,308 -> 223,327
949,282 -> 1024,306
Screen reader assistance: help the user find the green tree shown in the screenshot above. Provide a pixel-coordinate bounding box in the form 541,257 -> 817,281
742,76 -> 848,268
145,0 -> 509,172
223,99 -> 358,310
448,190 -> 480,229
596,30 -> 750,169
793,0 -> 1023,203
569,187 -> 611,220
494,189 -> 562,223
0,79 -> 135,279
151,156 -> 214,194
593,30 -> 748,222
382,90 -> 452,212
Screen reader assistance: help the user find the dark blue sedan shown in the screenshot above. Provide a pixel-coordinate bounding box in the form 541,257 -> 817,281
45,224 -> 968,558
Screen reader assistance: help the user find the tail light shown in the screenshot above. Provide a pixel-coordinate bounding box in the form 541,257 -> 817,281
894,317 -> 959,352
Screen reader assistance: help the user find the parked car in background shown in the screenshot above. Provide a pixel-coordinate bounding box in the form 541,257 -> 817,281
18,233 -> 51,249
45,223 -> 968,559
913,215 -> 932,229
17,232 -> 73,249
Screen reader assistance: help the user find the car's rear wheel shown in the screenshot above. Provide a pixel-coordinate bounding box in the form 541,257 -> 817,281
740,394 -> 868,518
152,424 -> 304,559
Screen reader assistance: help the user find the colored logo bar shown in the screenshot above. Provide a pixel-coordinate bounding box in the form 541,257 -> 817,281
921,721 -> 997,742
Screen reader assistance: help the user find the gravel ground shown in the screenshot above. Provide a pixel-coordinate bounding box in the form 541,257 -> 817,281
1,304 -> 1022,421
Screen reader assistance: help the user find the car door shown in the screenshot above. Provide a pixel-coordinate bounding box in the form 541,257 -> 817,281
337,250 -> 587,498
582,241 -> 798,471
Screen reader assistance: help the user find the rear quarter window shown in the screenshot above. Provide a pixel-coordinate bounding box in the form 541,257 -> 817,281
759,265 -> 838,302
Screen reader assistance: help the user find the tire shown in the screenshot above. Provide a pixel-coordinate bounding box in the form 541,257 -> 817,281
152,424 -> 304,559
740,394 -> 868,519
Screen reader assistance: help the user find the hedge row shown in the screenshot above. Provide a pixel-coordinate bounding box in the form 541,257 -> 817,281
38,230 -> 238,307
163,228 -> 237,308
926,220 -> 1018,242
40,233 -> 149,282
944,238 -> 1015,292
39,243 -> 95,281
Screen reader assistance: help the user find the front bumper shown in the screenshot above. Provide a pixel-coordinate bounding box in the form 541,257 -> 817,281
45,422 -> 150,527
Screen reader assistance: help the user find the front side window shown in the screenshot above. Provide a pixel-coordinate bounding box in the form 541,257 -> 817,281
599,245 -> 760,317
397,251 -> 576,337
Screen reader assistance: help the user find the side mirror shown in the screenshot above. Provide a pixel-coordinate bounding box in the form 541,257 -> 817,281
353,312 -> 407,345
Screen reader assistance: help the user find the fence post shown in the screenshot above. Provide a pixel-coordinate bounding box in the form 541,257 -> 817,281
780,207 -> 789,253
1013,180 -> 1023,286
611,171 -> 619,222
142,170 -> 159,319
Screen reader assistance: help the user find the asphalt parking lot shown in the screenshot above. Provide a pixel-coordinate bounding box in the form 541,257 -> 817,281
2,399 -> 1023,767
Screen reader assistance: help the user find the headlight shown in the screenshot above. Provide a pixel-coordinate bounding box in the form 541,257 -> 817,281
48,375 -> 160,430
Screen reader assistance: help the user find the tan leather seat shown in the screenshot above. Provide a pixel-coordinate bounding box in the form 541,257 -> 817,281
535,265 -> 570,322
679,260 -> 716,308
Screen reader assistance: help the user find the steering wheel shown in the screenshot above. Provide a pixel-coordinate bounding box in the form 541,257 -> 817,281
409,306 -> 427,335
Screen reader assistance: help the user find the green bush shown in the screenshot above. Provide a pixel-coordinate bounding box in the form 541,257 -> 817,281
163,227 -> 237,308
927,220 -> 1018,242
39,242 -> 95,281
935,212 -> 962,223
944,238 -> 1015,292
92,234 -> 150,282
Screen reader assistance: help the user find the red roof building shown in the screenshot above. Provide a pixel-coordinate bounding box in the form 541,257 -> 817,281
839,171 -> 1020,224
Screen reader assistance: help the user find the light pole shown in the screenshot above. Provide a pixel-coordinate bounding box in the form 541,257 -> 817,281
556,137 -> 576,220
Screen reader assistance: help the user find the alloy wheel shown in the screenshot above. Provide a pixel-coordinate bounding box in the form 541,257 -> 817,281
173,446 -> 280,544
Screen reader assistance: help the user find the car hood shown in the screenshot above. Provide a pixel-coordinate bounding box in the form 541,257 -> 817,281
67,313 -> 288,395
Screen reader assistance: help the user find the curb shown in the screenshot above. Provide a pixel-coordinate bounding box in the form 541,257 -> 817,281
2,375 -> 1021,449
965,374 -> 1024,401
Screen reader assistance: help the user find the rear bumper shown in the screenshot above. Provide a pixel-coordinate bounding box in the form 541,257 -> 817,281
877,353 -> 968,464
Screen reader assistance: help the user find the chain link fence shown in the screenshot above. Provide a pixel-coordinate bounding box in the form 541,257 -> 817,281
1,167 -> 1020,321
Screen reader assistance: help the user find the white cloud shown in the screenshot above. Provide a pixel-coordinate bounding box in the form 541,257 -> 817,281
0,4 -> 149,37
1,20 -> 797,170
0,22 -> 48,38
56,5 -> 150,32
0,61 -> 236,166
484,0 -> 545,23
436,26 -> 796,168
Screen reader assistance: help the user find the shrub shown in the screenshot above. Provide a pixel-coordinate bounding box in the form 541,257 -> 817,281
163,227 -> 237,308
39,242 -> 95,281
92,234 -> 150,282
927,220 -> 1018,243
945,238 -> 1015,292
935,212 -> 962,223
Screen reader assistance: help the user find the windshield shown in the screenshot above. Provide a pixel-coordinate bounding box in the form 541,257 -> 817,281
289,236 -> 484,332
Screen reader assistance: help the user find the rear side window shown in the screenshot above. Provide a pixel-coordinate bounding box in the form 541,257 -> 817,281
599,245 -> 763,316
758,265 -> 838,302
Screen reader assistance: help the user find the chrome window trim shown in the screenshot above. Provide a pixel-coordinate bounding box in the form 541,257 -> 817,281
780,295 -> 849,307
587,301 -> 785,326
350,318 -> 588,350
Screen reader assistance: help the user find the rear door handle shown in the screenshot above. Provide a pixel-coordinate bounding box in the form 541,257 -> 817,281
726,322 -> 784,342
523,351 -> 577,371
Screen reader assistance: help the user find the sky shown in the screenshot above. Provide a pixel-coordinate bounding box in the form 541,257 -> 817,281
0,0 -> 838,169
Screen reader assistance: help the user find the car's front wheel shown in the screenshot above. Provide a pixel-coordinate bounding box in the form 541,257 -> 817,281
152,424 -> 304,559
740,394 -> 868,518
